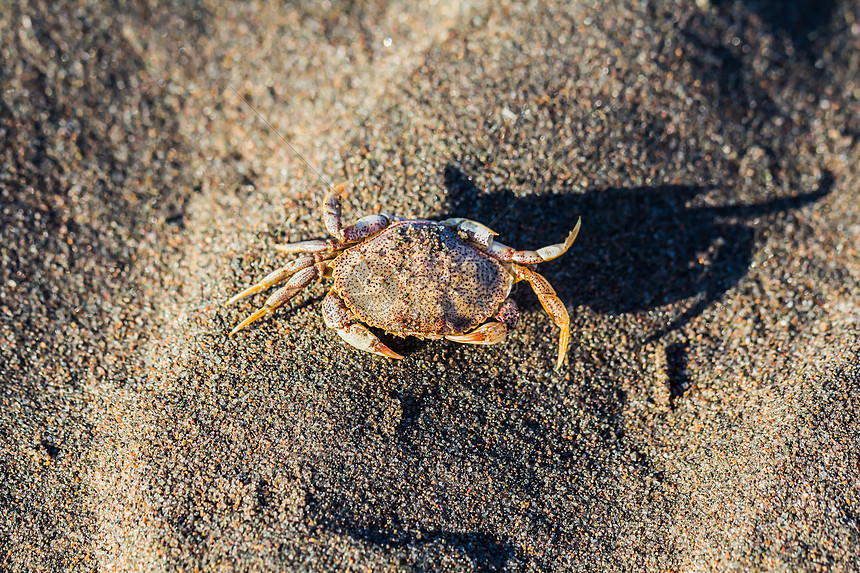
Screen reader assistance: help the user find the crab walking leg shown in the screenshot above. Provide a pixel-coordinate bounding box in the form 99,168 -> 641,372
229,266 -> 319,335
484,218 -> 581,264
321,291 -> 403,359
226,256 -> 315,305
320,181 -> 398,242
515,266 -> 570,371
341,214 -> 393,242
274,239 -> 342,254
446,298 -> 519,344
323,181 -> 351,240
274,221 -> 393,253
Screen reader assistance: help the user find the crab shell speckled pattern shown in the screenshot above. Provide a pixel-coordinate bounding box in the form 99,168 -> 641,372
332,221 -> 513,339
227,182 -> 580,370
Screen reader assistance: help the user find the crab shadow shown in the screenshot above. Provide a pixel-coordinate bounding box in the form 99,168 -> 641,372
443,165 -> 832,338
708,0 -> 837,65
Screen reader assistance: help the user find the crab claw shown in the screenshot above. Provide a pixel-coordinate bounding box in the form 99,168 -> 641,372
446,322 -> 508,344
336,323 -> 404,359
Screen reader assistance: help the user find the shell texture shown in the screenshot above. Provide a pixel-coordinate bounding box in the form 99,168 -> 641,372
332,221 -> 512,337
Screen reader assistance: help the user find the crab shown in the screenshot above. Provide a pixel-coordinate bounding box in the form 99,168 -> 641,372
227,182 -> 580,370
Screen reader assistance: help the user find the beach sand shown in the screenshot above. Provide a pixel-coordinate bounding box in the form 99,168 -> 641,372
2,0 -> 858,570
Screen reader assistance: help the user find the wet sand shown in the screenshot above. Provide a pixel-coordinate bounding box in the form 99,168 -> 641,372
2,0 -> 859,570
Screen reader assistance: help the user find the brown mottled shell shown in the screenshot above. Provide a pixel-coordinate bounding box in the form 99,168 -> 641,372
332,221 -> 513,338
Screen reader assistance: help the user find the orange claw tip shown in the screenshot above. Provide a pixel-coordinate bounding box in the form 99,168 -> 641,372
554,327 -> 570,372
226,285 -> 263,306
376,343 -> 404,359
449,332 -> 485,343
567,217 -> 582,246
553,352 -> 567,372
229,307 -> 270,336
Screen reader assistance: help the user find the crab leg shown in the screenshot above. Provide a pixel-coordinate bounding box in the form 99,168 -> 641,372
274,213 -> 393,253
274,239 -> 341,254
439,218 -> 498,247
484,218 -> 581,264
321,181 -> 396,243
323,181 -> 350,239
342,214 -> 392,242
226,256 -> 315,305
446,298 -> 519,344
321,291 -> 403,359
229,266 -> 319,335
514,266 -> 570,371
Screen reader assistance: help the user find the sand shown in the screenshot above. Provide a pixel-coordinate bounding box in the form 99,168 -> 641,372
1,0 -> 858,570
